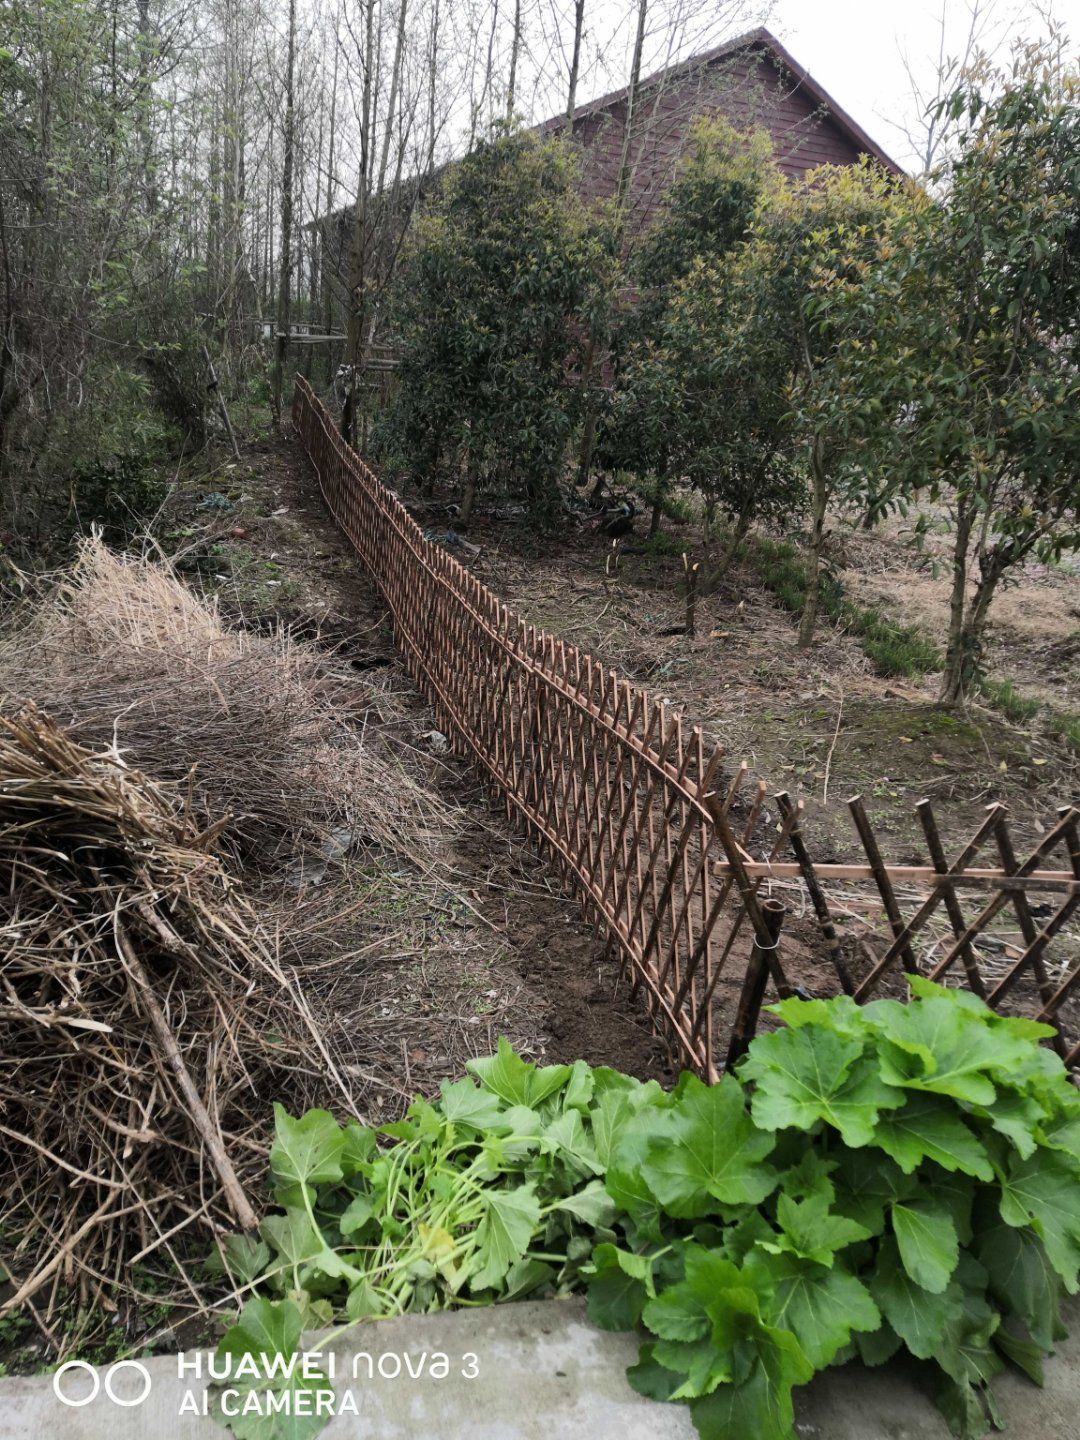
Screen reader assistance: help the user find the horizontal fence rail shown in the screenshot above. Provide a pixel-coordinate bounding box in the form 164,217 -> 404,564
292,377 -> 1080,1074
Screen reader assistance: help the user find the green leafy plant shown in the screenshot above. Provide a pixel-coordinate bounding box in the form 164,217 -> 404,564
587,979 -> 1080,1439
215,985 -> 1080,1440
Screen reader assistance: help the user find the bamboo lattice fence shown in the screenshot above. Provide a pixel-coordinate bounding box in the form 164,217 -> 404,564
293,377 -> 1080,1074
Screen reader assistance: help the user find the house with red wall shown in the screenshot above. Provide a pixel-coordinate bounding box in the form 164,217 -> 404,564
538,27 -> 902,235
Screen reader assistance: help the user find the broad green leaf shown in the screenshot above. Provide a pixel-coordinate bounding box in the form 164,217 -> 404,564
270,1105 -> 345,1194
625,1343 -> 682,1401
438,1076 -> 505,1131
467,1037 -> 570,1108
340,1120 -> 376,1175
935,1376 -> 996,1440
543,1108 -> 602,1176
869,1238 -> 965,1359
767,1192 -> 870,1265
933,1173 -> 976,1247
747,1247 -> 880,1368
587,1244 -> 652,1330
833,1145 -> 917,1234
742,1024 -> 903,1148
590,1079 -> 664,1168
689,1366 -> 797,1440
207,1234 -> 272,1286
978,1218 -> 1062,1350
642,1284 -> 711,1342
503,1257 -> 555,1299
974,1090 -> 1046,1160
994,1327 -> 1045,1384
563,1059 -> 595,1111
998,1150 -> 1080,1290
212,1296 -> 331,1440
872,1094 -> 992,1179
345,1279 -> 381,1319
766,994 -> 871,1038
339,1193 -> 375,1237
215,1298 -> 335,1437
892,1199 -> 960,1293
553,1178 -> 616,1227
871,996 -> 1028,1106
640,1073 -> 777,1216
604,1159 -> 662,1230
217,1296 -> 302,1368
722,1209 -> 776,1264
653,1336 -> 733,1399
857,1321 -> 902,1367
469,1184 -> 541,1292
210,1374 -> 332,1440
778,1151 -> 837,1204
260,1209 -> 324,1271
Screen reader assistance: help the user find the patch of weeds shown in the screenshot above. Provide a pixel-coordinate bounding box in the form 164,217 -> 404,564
0,1310 -> 31,1348
844,605 -> 941,679
1045,708 -> 1080,754
976,679 -> 1080,758
740,535 -> 941,679
979,677 -> 1041,724
638,531 -> 690,559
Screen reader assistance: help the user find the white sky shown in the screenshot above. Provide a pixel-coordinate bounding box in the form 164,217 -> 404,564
764,0 -> 1080,168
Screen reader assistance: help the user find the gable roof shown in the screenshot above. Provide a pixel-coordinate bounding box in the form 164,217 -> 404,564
539,26 -> 903,176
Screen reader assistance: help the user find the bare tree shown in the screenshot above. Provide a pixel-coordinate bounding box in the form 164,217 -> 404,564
273,0 -> 298,421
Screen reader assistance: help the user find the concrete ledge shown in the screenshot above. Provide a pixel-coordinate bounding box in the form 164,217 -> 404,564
2,1298 -> 1077,1439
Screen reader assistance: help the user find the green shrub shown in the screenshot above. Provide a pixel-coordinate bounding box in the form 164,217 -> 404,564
215,982 -> 1079,1440
69,454 -> 167,545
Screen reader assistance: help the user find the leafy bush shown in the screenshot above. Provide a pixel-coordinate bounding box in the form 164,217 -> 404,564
385,128 -> 612,521
215,983 -> 1080,1440
69,454 -> 167,545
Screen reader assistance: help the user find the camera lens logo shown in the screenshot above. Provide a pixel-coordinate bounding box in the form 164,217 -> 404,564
53,1359 -> 152,1408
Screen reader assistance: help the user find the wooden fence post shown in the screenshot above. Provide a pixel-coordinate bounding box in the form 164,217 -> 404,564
725,897 -> 786,1071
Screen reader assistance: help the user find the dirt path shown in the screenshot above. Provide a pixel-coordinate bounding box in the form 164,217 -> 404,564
168,430 -> 670,1096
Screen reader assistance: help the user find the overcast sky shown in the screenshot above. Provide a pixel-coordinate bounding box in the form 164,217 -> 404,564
763,0 -> 1079,167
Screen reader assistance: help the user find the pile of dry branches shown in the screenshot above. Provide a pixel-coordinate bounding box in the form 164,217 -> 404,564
0,537 -> 444,869
0,707 -> 355,1339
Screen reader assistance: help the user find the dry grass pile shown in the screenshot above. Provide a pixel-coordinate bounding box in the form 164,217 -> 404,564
0,537 -> 445,869
0,707 -> 356,1342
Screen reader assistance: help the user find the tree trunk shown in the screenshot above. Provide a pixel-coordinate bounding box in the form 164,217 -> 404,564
272,0 -> 297,424
460,455 -> 478,525
507,0 -> 522,119
565,0 -> 585,125
322,39 -> 339,385
706,497 -> 752,591
648,479 -> 665,538
344,0 -> 377,444
615,0 -> 648,215
939,499 -> 975,705
797,447 -> 829,650
575,0 -> 645,495
575,330 -> 599,487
